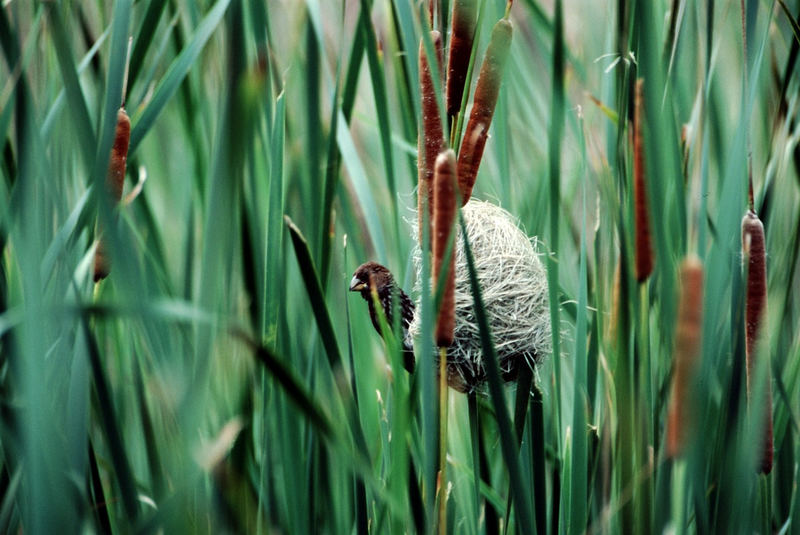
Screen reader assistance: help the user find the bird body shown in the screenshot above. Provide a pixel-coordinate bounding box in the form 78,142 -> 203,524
350,261 -> 416,373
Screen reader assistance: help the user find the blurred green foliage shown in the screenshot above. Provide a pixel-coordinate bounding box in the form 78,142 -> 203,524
1,0 -> 799,533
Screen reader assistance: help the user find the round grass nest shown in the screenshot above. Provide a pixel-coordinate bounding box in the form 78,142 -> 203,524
409,199 -> 551,393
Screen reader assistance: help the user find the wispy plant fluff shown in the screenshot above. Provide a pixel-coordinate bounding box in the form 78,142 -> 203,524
410,200 -> 551,392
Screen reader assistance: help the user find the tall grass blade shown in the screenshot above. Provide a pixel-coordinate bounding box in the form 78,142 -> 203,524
87,440 -> 113,532
319,78 -> 342,288
81,315 -> 140,521
48,4 -> 97,162
459,213 -> 534,531
46,5 -> 97,165
334,109 -> 388,261
40,27 -> 109,139
285,217 -> 373,465
127,0 -> 168,92
359,0 -> 399,206
529,387 -> 548,535
235,330 -> 335,440
569,160 -> 589,534
262,92 -> 285,344
546,0 -> 565,452
129,0 -> 232,153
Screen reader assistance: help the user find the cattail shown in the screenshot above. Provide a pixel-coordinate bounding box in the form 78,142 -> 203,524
94,107 -> 131,282
666,255 -> 704,458
445,0 -> 477,120
418,31 -> 445,247
433,150 -> 457,347
456,18 -> 512,205
741,210 -> 773,474
633,78 -> 653,282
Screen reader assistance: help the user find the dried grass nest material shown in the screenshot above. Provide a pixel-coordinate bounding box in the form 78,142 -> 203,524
409,199 -> 551,393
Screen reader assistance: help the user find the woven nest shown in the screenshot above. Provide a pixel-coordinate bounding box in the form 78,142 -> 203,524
409,199 -> 551,393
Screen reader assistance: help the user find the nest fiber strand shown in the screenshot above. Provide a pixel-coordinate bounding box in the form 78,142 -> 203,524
410,200 -> 551,392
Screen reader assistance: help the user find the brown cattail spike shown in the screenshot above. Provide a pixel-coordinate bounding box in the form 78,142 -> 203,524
418,31 -> 445,248
433,150 -> 457,347
446,0 -> 477,120
633,78 -> 654,282
666,255 -> 704,458
741,210 -> 773,474
107,108 -> 131,202
94,107 -> 131,282
456,18 -> 512,205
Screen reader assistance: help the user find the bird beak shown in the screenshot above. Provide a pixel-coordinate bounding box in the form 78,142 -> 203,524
349,276 -> 366,292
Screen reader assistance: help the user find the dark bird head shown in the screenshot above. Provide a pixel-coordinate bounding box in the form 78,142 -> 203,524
349,261 -> 416,373
349,261 -> 394,298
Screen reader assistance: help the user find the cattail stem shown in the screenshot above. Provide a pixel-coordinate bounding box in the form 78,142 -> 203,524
437,345 -> 449,534
666,255 -> 704,458
122,36 -> 133,106
94,107 -> 131,282
456,18 -> 512,205
445,0 -> 477,121
418,31 -> 445,248
633,78 -> 654,282
433,150 -> 457,347
742,210 -> 773,474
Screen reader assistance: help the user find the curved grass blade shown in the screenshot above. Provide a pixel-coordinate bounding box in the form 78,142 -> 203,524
503,364 -> 535,529
132,356 -> 166,500
40,27 -> 109,139
285,216 -> 373,461
40,189 -> 91,286
47,4 -> 96,165
87,440 -> 113,532
389,0 -> 421,122
129,0 -> 232,153
569,173 -> 589,534
342,7 -> 367,122
342,240 -> 369,535
358,3 -> 400,246
777,0 -> 800,46
459,212 -> 534,531
334,109 -> 387,261
233,330 -> 335,440
319,77 -> 341,289
127,0 -> 169,92
262,92 -> 285,343
286,216 -> 345,374
529,386 -> 548,535
81,314 -> 140,521
0,8 -> 43,151
468,392 -> 481,534
415,197 -> 438,528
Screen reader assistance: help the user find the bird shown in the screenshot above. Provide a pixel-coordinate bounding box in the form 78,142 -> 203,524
349,261 -> 416,373
349,202 -> 550,393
